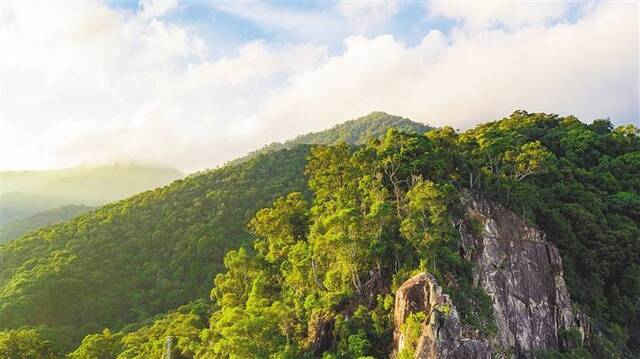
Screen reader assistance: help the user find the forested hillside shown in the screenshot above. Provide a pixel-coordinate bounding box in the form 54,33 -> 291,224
0,146 -> 310,350
1,112 -> 638,358
0,205 -> 95,244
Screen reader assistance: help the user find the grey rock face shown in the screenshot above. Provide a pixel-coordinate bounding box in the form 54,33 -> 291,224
392,272 -> 491,359
391,195 -> 584,358
460,195 -> 575,356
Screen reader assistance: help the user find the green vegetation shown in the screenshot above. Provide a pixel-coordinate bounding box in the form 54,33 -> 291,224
398,312 -> 427,359
199,128 -> 495,358
462,113 -> 640,355
0,328 -> 58,359
69,301 -> 211,359
204,112 -> 638,357
0,111 -> 638,357
0,205 -> 95,244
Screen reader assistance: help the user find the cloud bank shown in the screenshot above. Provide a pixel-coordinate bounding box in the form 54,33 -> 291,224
0,1 -> 637,172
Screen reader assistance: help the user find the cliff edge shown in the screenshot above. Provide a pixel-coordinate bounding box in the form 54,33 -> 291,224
393,195 -> 589,358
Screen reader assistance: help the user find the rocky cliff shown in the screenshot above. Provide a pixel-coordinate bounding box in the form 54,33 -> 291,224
392,272 -> 491,358
393,195 -> 587,358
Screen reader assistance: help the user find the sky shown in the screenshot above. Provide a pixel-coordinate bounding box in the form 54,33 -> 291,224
0,0 -> 638,172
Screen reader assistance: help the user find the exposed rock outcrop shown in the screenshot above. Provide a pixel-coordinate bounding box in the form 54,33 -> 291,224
460,195 -> 575,356
392,272 -> 490,359
392,194 -> 586,358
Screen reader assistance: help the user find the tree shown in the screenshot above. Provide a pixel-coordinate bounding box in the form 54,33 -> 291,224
505,140 -> 555,182
68,329 -> 123,359
0,328 -> 58,359
250,192 -> 309,264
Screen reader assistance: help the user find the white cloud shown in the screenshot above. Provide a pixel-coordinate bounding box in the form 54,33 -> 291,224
0,1 -> 325,171
183,41 -> 326,88
337,1 -> 400,33
0,1 -> 637,172
213,1 -> 400,43
139,0 -> 178,20
258,3 -> 638,139
429,1 -> 572,29
212,2 -> 346,43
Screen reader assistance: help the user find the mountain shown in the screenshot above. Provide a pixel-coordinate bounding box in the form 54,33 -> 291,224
0,205 -> 95,244
0,164 -> 182,224
1,112 -> 639,358
0,192 -> 74,225
0,112 -> 429,352
0,147 -> 309,347
228,111 -> 432,165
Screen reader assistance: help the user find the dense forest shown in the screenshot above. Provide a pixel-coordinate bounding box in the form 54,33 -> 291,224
0,112 -> 638,358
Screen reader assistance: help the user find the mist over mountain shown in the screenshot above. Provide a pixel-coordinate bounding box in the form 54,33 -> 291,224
0,164 -> 182,224
0,205 -> 95,244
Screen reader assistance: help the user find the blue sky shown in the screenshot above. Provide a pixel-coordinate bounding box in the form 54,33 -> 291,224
105,1 -> 588,53
1,0 -> 638,171
170,1 -> 452,50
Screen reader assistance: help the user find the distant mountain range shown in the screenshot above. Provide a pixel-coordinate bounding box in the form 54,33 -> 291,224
0,164 -> 182,224
0,204 -> 95,244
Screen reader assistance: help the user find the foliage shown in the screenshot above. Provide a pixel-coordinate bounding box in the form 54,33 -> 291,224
461,112 -> 640,355
68,329 -> 123,359
0,328 -> 59,359
202,112 -> 639,357
0,114 -> 430,355
397,312 -> 426,359
68,300 -> 210,359
201,132 -> 495,357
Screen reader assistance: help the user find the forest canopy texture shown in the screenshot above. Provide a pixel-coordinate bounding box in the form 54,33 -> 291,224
0,112 -> 638,358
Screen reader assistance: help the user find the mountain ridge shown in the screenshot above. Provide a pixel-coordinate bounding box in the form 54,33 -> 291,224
227,111 -> 432,165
